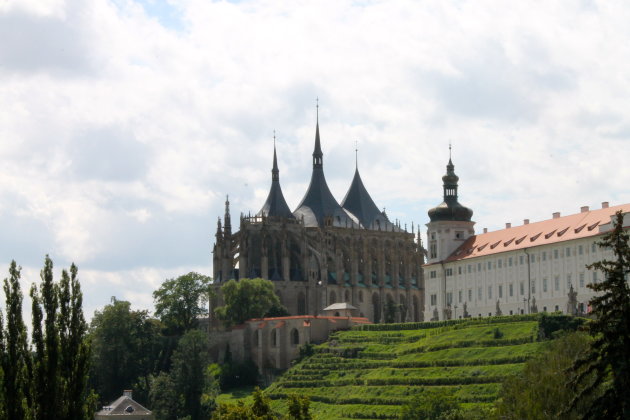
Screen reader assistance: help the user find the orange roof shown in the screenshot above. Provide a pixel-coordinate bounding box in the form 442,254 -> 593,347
430,204 -> 629,265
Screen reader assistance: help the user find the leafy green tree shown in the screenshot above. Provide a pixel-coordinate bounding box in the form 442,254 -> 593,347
57,264 -> 93,420
153,272 -> 212,335
399,391 -> 459,420
170,329 -> 217,420
495,331 -> 594,419
149,329 -> 217,420
286,394 -> 312,420
149,371 -> 183,420
90,298 -> 165,403
215,278 -> 286,326
567,211 -> 630,419
30,255 -> 61,420
1,261 -> 31,420
2,257 -> 92,420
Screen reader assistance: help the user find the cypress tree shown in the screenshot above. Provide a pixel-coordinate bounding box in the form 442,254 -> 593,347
568,211 -> 630,419
1,261 -> 31,420
58,264 -> 91,420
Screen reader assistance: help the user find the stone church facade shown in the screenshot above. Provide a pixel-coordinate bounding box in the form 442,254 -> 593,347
212,114 -> 424,323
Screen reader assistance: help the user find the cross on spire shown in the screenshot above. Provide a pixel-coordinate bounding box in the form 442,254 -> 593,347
355,140 -> 358,168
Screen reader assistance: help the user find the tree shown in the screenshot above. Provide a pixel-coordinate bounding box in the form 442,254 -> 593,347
149,371 -> 182,420
57,264 -> 93,420
170,329 -> 217,420
215,278 -> 286,327
153,272 -> 212,335
399,391 -> 459,420
286,394 -> 312,420
495,331 -> 595,419
212,387 -> 277,420
567,211 -> 630,419
2,257 -> 92,420
0,261 -> 31,420
90,298 -> 165,403
149,329 -> 218,420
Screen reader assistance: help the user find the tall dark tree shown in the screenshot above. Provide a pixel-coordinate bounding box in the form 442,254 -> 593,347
1,261 -> 31,420
90,298 -> 165,404
568,211 -> 630,419
153,272 -> 212,335
58,264 -> 92,420
31,255 -> 60,420
170,329 -> 217,420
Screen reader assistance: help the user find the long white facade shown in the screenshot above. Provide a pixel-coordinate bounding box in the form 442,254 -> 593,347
423,156 -> 629,321
423,216 -> 618,321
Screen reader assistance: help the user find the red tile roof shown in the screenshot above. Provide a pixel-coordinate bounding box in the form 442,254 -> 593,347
428,204 -> 629,265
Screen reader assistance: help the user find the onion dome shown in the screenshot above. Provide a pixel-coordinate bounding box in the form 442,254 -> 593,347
257,138 -> 294,218
428,156 -> 473,222
293,112 -> 358,228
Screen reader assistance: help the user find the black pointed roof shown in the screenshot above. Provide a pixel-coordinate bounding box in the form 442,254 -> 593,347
293,119 -> 358,228
341,168 -> 388,229
257,143 -> 294,218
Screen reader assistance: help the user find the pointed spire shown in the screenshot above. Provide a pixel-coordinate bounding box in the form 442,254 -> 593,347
272,130 -> 279,181
224,195 -> 231,236
313,98 -> 323,168
257,137 -> 294,218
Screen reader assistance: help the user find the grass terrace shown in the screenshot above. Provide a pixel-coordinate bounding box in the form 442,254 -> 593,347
265,314 -> 550,419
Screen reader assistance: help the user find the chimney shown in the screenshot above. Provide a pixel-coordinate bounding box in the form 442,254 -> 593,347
552,212 -> 560,219
524,219 -> 530,225
506,223 -> 511,229
581,206 -> 589,213
123,390 -> 132,399
602,201 -> 609,209
483,228 -> 488,234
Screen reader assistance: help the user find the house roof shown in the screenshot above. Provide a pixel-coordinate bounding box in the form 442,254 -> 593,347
96,395 -> 152,416
323,302 -> 358,311
428,203 -> 629,265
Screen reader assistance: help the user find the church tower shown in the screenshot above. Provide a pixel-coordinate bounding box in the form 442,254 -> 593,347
426,148 -> 475,264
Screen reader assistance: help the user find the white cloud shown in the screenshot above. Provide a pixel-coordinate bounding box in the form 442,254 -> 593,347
1,0 -> 630,314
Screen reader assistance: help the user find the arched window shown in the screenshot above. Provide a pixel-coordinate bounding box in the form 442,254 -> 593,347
359,291 -> 363,303
330,291 -> 337,305
344,290 -> 350,302
291,329 -> 299,346
271,329 -> 277,347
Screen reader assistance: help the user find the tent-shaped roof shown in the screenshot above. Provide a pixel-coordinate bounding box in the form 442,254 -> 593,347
257,143 -> 293,218
293,120 -> 358,228
341,167 -> 397,231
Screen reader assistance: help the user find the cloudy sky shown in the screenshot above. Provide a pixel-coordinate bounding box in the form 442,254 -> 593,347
1,0 -> 629,319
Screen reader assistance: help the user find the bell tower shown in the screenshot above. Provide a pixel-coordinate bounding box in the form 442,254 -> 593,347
426,147 -> 475,264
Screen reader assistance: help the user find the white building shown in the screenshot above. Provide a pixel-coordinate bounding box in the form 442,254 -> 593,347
423,155 -> 629,321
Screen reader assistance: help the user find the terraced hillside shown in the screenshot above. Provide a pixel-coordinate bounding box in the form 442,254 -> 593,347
266,315 -> 545,419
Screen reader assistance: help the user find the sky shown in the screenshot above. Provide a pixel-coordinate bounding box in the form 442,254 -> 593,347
1,0 -> 630,320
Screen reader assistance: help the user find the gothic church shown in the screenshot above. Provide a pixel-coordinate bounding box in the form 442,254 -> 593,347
212,114 -> 425,323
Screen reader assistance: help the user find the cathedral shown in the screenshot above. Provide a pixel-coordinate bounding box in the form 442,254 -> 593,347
212,113 -> 425,323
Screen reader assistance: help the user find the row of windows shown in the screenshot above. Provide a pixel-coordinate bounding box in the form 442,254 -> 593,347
440,272 -> 599,305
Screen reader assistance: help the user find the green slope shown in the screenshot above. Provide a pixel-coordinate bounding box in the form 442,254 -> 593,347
266,315 -> 546,419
